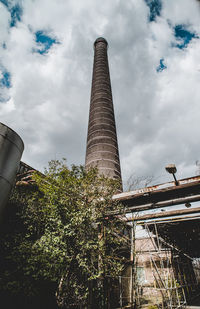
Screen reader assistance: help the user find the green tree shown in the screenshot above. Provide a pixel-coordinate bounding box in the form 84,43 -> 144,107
0,160 -> 127,309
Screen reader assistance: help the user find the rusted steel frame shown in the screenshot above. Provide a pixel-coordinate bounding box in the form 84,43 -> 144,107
16,162 -> 44,187
114,175 -> 200,200
128,206 -> 200,221
18,161 -> 36,174
110,194 -> 200,215
113,176 -> 200,209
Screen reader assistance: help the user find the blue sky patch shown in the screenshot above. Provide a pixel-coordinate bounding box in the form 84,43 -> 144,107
0,1 -> 23,27
157,58 -> 167,72
35,31 -> 58,54
145,0 -> 162,22
174,25 -> 198,49
10,4 -> 23,27
0,0 -> 9,7
0,70 -> 11,88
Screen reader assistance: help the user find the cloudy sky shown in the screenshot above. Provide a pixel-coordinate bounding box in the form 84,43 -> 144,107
0,0 -> 200,189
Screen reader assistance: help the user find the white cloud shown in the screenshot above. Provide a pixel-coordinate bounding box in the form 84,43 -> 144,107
0,3 -> 10,45
162,0 -> 200,30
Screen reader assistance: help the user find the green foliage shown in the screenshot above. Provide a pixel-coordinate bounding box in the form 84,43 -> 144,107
0,160 -> 127,308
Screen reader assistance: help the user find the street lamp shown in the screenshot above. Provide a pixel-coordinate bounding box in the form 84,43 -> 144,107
165,164 -> 179,186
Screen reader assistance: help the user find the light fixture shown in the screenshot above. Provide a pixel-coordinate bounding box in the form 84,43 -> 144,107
185,202 -> 191,208
165,164 -> 179,186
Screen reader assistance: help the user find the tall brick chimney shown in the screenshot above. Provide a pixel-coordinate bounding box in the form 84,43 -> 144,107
85,37 -> 122,187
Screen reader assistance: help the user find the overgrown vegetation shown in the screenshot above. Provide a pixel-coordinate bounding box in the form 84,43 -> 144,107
0,160 -> 127,308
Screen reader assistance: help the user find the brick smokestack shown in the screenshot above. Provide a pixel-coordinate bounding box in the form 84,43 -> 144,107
85,37 -> 122,187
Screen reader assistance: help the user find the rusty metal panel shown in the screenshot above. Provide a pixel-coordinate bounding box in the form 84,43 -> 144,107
114,175 -> 200,200
0,123 -> 24,216
112,176 -> 200,213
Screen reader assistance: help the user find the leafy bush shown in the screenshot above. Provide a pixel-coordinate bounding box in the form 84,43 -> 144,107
0,160 -> 126,308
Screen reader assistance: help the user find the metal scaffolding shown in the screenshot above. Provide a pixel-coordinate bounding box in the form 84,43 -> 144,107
133,220 -> 199,308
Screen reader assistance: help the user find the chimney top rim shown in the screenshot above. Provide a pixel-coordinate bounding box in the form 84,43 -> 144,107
94,37 -> 108,47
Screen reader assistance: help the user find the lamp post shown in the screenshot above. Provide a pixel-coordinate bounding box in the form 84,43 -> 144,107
165,164 -> 179,186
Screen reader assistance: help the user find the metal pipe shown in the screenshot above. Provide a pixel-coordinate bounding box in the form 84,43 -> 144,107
172,173 -> 179,186
129,206 -> 200,221
0,123 -> 24,216
127,194 -> 200,212
137,214 -> 200,224
109,194 -> 200,215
